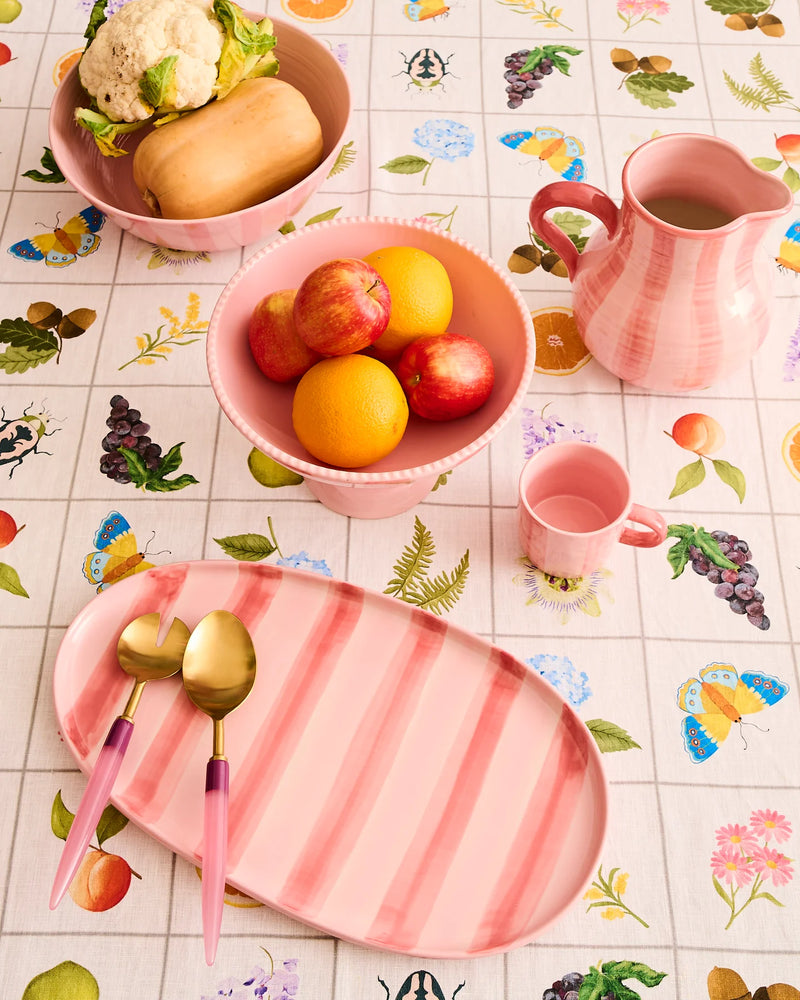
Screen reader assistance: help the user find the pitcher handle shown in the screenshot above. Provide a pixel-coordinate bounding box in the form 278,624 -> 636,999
528,182 -> 621,280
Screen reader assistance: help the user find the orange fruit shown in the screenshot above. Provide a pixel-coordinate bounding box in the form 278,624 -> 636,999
362,245 -> 453,358
292,355 -> 408,468
531,306 -> 591,376
781,422 -> 800,482
280,0 -> 353,21
53,48 -> 82,85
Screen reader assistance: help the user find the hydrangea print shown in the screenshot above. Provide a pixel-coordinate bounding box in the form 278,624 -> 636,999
78,0 -> 131,14
277,551 -> 333,577
784,313 -> 800,381
525,653 -> 591,706
521,408 -> 597,459
381,120 -> 475,186
201,957 -> 299,1000
412,119 -> 475,161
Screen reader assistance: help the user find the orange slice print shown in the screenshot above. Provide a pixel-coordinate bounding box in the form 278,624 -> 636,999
280,0 -> 353,21
53,48 -> 82,86
781,422 -> 800,481
531,306 -> 591,376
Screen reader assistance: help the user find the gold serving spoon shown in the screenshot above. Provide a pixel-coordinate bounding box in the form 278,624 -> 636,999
50,612 -> 191,909
181,610 -> 257,965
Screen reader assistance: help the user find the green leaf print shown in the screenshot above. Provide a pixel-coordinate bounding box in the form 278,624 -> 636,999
625,72 -> 694,109
705,0 -> 769,12
585,719 -> 642,753
711,459 -> 746,503
380,154 -> 430,176
95,803 -> 129,847
214,517 -> 282,561
0,561 -> 29,597
669,457 -> 706,498
214,532 -> 280,561
752,156 -> 783,171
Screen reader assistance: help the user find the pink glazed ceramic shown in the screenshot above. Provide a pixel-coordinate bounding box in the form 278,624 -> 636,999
48,16 -> 351,252
518,441 -> 666,578
528,133 -> 793,392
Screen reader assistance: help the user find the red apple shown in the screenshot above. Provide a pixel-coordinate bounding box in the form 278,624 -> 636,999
293,258 -> 391,356
397,333 -> 495,421
248,288 -> 322,382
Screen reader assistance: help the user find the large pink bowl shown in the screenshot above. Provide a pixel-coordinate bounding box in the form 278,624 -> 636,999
206,217 -> 536,518
48,16 -> 350,252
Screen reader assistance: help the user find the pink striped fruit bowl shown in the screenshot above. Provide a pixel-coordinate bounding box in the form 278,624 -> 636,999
53,560 -> 608,957
48,16 -> 350,252
206,216 -> 536,518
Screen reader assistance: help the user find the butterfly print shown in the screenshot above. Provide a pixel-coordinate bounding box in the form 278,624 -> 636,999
677,662 -> 788,762
83,511 -> 154,593
8,205 -> 105,267
499,126 -> 586,181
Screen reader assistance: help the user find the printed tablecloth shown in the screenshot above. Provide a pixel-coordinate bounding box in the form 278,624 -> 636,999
1,0 -> 800,998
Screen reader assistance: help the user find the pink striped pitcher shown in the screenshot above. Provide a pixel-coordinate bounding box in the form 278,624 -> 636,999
528,133 -> 793,392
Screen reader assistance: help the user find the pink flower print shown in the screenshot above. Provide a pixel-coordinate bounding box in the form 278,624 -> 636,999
648,0 -> 670,14
617,0 -> 645,13
750,808 -> 792,844
710,844 -> 755,887
715,823 -> 759,853
751,845 -> 794,887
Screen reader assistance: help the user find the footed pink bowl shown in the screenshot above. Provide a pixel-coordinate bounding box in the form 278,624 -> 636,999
206,216 -> 536,518
48,16 -> 350,252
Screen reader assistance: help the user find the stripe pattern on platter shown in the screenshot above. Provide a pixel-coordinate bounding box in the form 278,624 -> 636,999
54,561 -> 607,958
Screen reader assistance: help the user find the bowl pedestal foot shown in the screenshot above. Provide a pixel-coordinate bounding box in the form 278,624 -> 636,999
303,473 -> 440,518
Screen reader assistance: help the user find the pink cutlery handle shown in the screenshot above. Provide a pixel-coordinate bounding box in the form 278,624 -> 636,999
528,181 -> 620,279
202,757 -> 229,965
49,716 -> 133,909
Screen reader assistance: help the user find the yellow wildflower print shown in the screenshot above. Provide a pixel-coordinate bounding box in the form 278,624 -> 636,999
613,872 -> 629,895
584,864 -> 649,927
119,293 -> 209,371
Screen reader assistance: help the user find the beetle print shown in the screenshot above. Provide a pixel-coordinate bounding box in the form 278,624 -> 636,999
0,402 -> 61,477
379,971 -> 466,1000
397,48 -> 454,91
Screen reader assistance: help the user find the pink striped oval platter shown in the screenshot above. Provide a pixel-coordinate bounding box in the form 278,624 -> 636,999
53,560 -> 608,957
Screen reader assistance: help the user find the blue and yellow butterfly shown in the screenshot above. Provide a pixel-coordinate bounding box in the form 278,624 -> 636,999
677,662 -> 788,763
777,219 -> 800,274
83,511 -> 155,593
8,205 -> 105,267
404,0 -> 450,21
499,126 -> 586,181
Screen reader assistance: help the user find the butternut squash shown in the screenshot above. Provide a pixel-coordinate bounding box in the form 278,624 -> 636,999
132,77 -> 324,219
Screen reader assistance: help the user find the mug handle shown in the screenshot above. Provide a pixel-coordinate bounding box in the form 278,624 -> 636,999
620,504 -> 667,548
528,181 -> 621,280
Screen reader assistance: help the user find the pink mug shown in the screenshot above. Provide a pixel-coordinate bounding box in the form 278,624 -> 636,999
518,441 -> 667,578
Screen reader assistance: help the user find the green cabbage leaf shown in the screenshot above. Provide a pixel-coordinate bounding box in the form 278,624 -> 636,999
213,0 -> 278,100
73,108 -> 147,158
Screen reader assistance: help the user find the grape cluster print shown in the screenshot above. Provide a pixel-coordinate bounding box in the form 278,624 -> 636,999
542,961 -> 666,1000
543,972 -> 590,1000
689,530 -> 769,630
99,395 -> 198,492
667,524 -> 770,630
503,49 -> 552,109
101,395 -> 160,484
502,44 -> 582,109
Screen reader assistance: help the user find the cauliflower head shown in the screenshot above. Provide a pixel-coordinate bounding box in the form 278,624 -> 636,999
79,0 -> 224,123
